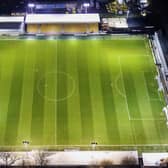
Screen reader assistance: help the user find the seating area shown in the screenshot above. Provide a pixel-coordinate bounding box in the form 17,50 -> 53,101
0,16 -> 24,35
105,0 -> 128,15
25,14 -> 100,34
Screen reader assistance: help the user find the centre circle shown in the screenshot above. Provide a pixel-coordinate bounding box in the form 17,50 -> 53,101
37,72 -> 75,102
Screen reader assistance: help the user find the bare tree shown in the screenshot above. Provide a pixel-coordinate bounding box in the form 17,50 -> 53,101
89,159 -> 113,168
34,150 -> 49,167
121,156 -> 137,165
160,157 -> 168,167
0,152 -> 20,167
21,157 -> 32,167
99,159 -> 113,168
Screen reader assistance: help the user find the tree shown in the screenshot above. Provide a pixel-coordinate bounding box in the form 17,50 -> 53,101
160,157 -> 168,167
34,150 -> 49,167
20,156 -> 33,167
90,159 -> 113,168
0,152 -> 20,167
99,159 -> 113,168
121,156 -> 137,165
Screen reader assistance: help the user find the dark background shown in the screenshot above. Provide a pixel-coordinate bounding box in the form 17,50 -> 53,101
151,0 -> 168,34
0,0 -> 167,32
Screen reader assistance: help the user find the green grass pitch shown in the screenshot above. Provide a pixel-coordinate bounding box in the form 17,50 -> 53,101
0,36 -> 168,149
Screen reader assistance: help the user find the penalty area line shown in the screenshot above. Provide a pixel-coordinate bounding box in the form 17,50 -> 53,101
130,118 -> 165,121
118,56 -> 131,121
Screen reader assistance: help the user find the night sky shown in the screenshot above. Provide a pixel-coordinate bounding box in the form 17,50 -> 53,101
0,0 -> 167,26
0,0 -> 79,14
0,0 -> 26,14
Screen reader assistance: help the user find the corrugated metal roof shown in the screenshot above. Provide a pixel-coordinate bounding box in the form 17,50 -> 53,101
0,17 -> 24,22
25,14 -> 100,24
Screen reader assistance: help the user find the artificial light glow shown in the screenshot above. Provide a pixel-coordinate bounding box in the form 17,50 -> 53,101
26,36 -> 35,40
90,36 -> 98,40
141,11 -> 147,16
48,36 -> 55,40
69,36 -> 77,40
83,3 -> 90,7
28,3 -> 35,8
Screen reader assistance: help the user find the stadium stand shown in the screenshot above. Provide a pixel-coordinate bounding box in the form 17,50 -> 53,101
25,14 -> 100,34
0,16 -> 24,35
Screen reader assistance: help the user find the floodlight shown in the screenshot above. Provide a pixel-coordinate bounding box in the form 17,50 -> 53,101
118,0 -> 124,4
83,3 -> 90,13
83,3 -> 90,7
28,3 -> 35,8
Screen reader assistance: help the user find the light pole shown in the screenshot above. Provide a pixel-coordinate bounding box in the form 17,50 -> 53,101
83,3 -> 90,13
126,10 -> 130,19
28,3 -> 35,14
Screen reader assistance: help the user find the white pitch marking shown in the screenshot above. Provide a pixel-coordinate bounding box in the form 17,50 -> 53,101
130,118 -> 165,121
114,73 -> 127,98
118,56 -> 131,121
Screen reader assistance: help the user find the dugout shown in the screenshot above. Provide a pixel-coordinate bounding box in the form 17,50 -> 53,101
25,14 -> 100,34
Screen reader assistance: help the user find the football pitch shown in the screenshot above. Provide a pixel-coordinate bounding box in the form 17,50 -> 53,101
0,36 -> 168,150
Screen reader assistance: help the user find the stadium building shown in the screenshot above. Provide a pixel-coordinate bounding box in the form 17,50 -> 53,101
0,0 -> 168,167
25,14 -> 100,34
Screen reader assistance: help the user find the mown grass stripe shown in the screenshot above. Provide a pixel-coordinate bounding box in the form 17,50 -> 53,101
56,41 -> 69,145
0,37 -> 167,148
99,43 -> 120,144
144,63 -> 168,144
108,55 -> 134,144
0,43 -> 3,144
122,71 -> 146,144
133,71 -> 161,144
153,120 -> 168,144
17,42 -> 36,145
144,71 -> 165,111
66,41 -> 82,145
144,71 -> 168,143
99,69 -> 120,144
144,71 -> 159,99
5,45 -> 25,145
0,42 -> 15,145
143,71 -> 164,144
43,41 -> 57,145
77,41 -> 94,144
31,42 -> 45,145
54,41 -> 58,145
87,41 -> 108,144
133,72 -> 153,118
